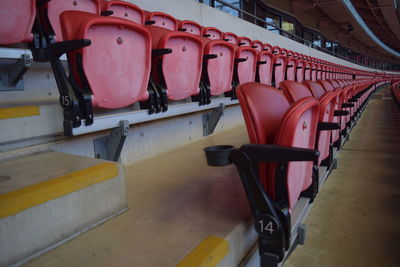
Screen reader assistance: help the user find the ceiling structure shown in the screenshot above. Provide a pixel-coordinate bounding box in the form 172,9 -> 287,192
261,0 -> 400,63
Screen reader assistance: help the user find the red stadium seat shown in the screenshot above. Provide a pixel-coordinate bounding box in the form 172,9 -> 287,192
296,59 -> 305,82
237,82 -> 320,208
238,36 -> 252,47
230,46 -> 257,98
199,38 -> 236,102
145,11 -> 178,31
146,26 -> 204,104
281,81 -> 337,167
60,11 -> 151,109
222,32 -> 238,45
285,53 -> 297,81
263,43 -> 272,52
256,50 -> 274,86
177,20 -> 202,36
202,27 -> 222,40
272,54 -> 287,88
39,0 -> 101,41
102,1 -> 145,25
251,40 -> 263,52
0,0 -> 36,44
204,82 -> 320,264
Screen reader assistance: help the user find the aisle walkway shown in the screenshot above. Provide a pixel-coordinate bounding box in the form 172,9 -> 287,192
285,86 -> 400,267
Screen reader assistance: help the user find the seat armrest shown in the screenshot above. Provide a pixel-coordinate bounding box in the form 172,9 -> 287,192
240,144 -> 319,163
334,110 -> 350,116
317,122 -> 340,131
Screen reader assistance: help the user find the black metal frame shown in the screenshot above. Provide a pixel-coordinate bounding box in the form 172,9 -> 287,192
204,144 -> 319,267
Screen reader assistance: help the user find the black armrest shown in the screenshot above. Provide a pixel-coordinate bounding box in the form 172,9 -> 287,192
241,144 -> 319,163
318,122 -> 340,131
334,110 -> 349,116
177,28 -> 187,32
203,54 -> 218,60
348,98 -> 358,103
32,39 -> 91,61
145,20 -> 156,25
342,103 -> 354,108
152,48 -> 173,57
101,11 -> 113,16
257,61 -> 267,65
235,58 -> 247,63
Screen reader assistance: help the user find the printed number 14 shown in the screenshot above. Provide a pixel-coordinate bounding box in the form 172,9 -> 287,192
259,220 -> 274,234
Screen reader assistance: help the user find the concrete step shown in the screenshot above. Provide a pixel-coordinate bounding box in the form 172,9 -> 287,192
0,151 -> 127,266
23,126 -> 257,267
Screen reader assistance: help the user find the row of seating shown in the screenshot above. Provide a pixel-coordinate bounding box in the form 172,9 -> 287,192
0,0 -> 390,134
205,77 -> 385,266
391,80 -> 400,104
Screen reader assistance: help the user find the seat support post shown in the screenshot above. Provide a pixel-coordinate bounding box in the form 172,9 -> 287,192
94,120 -> 129,162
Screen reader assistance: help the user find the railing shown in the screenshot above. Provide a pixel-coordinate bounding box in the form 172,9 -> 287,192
202,0 -> 399,71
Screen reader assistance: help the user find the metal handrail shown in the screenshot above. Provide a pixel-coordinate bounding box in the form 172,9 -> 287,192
207,0 -> 398,71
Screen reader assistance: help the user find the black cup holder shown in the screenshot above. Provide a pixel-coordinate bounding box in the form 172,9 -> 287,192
204,145 -> 235,166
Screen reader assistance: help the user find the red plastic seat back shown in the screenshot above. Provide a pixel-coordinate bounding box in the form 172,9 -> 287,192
148,27 -> 204,100
146,11 -> 177,31
311,63 -> 317,81
204,40 -> 235,96
263,43 -> 272,52
257,51 -> 273,86
60,11 -> 151,109
304,61 -> 312,80
202,27 -> 222,40
272,46 -> 281,55
281,81 -> 336,165
222,32 -> 238,45
238,36 -> 252,47
102,1 -> 144,25
178,20 -> 202,36
44,0 -> 101,41
273,55 -> 286,88
303,80 -> 326,99
329,79 -> 341,89
251,40 -> 263,52
0,0 -> 35,44
318,80 -> 335,91
316,64 -> 322,80
280,81 -> 313,104
296,60 -> 305,82
235,47 -> 257,84
321,65 -> 327,80
286,57 -> 296,81
237,82 -> 319,208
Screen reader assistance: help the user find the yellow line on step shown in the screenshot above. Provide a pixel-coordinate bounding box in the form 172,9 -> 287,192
176,236 -> 229,267
0,106 -> 40,120
0,162 -> 118,218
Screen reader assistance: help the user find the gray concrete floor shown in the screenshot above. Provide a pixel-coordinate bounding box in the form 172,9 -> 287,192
285,86 -> 400,267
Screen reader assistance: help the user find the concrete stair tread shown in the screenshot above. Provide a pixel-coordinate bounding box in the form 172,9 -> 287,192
0,151 -> 127,266
0,151 -> 111,195
25,126 -> 257,267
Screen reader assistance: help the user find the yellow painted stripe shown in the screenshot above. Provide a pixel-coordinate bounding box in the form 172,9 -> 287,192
176,236 -> 229,267
0,162 -> 118,218
0,106 -> 40,120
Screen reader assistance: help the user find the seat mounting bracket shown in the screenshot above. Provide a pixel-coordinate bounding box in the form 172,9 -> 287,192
94,120 -> 129,162
202,103 -> 224,136
0,54 -> 32,91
